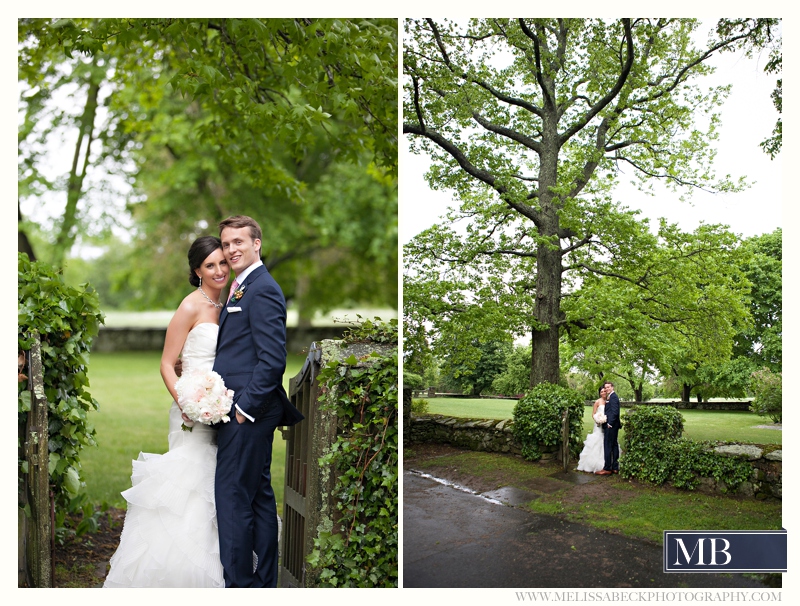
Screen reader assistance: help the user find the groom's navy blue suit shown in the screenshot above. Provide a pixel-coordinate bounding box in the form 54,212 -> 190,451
603,390 -> 621,473
213,264 -> 303,587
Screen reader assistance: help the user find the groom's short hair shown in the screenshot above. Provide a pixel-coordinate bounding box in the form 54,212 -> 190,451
219,215 -> 262,244
603,381 -> 614,388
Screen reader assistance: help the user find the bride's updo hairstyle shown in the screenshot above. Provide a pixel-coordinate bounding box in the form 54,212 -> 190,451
188,236 -> 223,287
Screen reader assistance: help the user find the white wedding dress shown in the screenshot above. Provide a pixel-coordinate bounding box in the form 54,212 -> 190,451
576,404 -> 606,473
104,323 -> 224,588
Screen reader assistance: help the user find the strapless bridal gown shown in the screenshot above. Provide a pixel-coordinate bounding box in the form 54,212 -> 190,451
576,404 -> 606,473
104,323 -> 224,588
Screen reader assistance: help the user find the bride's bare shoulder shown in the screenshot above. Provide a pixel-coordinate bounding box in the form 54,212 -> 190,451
168,291 -> 203,327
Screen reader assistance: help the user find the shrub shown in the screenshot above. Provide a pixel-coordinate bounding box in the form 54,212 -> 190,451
621,405 -> 751,491
411,398 -> 429,414
512,383 -> 585,461
750,368 -> 782,423
622,406 -> 685,483
18,253 -> 104,523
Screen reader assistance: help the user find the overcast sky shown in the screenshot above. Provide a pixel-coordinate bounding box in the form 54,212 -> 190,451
400,20 -> 783,245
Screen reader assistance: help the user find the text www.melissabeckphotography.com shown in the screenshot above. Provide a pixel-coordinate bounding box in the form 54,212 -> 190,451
515,591 -> 782,602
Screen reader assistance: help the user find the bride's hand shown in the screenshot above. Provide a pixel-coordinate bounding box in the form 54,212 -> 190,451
178,406 -> 192,424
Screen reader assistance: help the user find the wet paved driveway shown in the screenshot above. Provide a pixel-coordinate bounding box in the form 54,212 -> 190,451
403,470 -> 768,589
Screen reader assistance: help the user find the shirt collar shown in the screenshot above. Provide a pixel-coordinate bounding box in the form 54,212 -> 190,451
232,260 -> 264,287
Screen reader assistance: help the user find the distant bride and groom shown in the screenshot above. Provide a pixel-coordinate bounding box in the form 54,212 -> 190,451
104,215 -> 304,588
577,381 -> 621,476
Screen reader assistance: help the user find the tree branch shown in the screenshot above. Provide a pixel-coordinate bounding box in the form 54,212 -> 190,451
472,112 -> 542,154
559,18 -> 634,145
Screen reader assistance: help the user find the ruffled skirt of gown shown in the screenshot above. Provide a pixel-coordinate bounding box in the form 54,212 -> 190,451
576,423 -> 606,473
103,402 -> 224,588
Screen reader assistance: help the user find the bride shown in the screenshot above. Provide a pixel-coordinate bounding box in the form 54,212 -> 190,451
576,386 -> 607,473
104,236 -> 229,588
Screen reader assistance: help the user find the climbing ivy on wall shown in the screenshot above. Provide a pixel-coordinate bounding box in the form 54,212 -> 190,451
307,318 -> 398,587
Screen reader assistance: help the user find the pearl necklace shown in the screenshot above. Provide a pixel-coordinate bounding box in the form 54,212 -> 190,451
198,286 -> 223,309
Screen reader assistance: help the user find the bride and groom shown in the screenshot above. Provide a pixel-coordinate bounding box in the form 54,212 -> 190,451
576,381 -> 621,475
104,215 -> 304,588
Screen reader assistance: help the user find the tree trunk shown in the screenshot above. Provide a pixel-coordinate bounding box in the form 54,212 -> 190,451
19,202 -> 36,260
530,240 -> 562,386
52,77 -> 100,268
294,274 -> 313,329
682,383 -> 692,402
634,386 -> 643,402
530,116 -> 562,387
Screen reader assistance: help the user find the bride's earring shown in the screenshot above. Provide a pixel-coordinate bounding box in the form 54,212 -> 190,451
199,276 -> 202,287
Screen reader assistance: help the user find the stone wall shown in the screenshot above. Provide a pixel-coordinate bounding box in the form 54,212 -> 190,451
93,325 -> 347,356
408,413 -> 556,459
408,413 -> 781,499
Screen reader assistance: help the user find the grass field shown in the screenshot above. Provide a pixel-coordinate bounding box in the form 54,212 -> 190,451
420,397 -> 781,445
81,351 -> 307,511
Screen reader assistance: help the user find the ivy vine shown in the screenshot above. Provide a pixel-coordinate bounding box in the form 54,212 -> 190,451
306,318 -> 398,587
18,253 -> 105,526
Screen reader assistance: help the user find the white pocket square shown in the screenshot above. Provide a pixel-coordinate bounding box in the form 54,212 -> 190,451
227,306 -> 242,312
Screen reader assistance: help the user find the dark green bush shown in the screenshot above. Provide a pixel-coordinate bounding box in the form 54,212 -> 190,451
512,382 -> 585,461
622,405 -> 751,491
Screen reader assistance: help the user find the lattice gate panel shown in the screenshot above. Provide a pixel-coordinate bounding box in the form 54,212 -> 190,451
279,344 -> 320,587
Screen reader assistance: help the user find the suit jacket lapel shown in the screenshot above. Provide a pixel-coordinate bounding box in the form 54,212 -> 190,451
218,303 -> 230,330
218,266 -> 267,332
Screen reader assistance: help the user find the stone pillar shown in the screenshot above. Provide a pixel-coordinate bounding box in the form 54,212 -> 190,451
403,388 -> 412,447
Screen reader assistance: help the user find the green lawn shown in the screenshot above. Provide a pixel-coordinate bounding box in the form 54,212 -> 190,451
82,351 -> 306,510
422,397 -> 781,445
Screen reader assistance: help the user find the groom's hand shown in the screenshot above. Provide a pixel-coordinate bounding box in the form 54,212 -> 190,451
236,410 -> 246,424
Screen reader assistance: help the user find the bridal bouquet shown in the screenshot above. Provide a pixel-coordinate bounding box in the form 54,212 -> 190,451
175,369 -> 234,431
592,410 -> 607,426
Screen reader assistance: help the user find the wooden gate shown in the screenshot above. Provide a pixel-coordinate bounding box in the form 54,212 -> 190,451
279,342 -> 322,587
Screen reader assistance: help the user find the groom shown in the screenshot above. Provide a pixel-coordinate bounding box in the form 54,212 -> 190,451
595,381 -> 621,476
213,215 -> 304,587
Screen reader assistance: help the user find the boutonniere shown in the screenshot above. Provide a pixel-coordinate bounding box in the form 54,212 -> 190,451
229,284 -> 246,305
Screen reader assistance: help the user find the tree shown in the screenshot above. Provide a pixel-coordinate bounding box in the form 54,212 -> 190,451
749,367 -> 781,424
733,229 -> 782,371
19,20 -> 128,267
492,344 -> 532,396
440,339 -> 512,396
404,18 -> 774,387
44,18 -> 397,185
566,221 -> 751,402
20,18 -> 398,314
